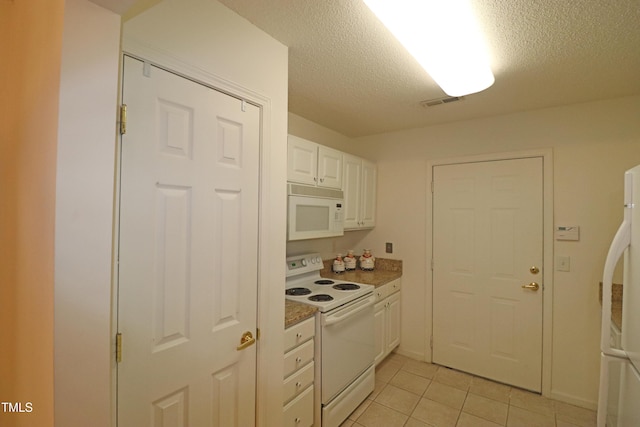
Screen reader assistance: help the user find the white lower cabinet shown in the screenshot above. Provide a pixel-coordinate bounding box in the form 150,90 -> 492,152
373,279 -> 401,365
284,317 -> 315,426
284,386 -> 314,427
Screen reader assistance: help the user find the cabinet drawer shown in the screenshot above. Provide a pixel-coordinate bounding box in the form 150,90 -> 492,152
283,384 -> 314,427
373,286 -> 388,303
388,279 -> 401,294
284,317 -> 315,352
283,361 -> 314,404
284,339 -> 314,378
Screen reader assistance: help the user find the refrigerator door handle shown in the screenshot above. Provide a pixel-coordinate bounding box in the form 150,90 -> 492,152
598,353 -> 628,427
598,353 -> 611,427
600,219 -> 630,358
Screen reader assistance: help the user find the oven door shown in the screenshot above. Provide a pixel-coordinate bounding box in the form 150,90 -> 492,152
320,294 -> 375,404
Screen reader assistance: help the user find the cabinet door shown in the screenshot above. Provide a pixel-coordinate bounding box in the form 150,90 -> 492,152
287,135 -> 318,186
386,292 -> 401,353
360,160 -> 377,228
342,154 -> 362,230
374,301 -> 386,365
317,145 -> 343,189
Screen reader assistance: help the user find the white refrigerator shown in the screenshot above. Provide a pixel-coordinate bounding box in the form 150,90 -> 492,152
598,165 -> 640,427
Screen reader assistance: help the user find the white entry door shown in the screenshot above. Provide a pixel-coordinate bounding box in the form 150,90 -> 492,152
117,56 -> 260,426
432,157 -> 543,392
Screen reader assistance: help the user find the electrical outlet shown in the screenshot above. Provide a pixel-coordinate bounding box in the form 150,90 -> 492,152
385,242 -> 393,253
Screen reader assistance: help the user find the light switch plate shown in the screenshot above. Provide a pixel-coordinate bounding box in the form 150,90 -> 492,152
556,256 -> 570,272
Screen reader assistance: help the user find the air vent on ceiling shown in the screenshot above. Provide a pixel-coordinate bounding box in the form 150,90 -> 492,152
420,96 -> 464,108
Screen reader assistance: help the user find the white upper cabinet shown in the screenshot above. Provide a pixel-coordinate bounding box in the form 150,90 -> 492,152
287,135 -> 342,189
343,153 -> 377,230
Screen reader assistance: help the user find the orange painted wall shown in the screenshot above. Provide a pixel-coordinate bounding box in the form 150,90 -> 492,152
0,0 -> 64,426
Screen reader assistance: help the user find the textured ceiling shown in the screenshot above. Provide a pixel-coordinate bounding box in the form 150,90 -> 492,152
217,0 -> 640,137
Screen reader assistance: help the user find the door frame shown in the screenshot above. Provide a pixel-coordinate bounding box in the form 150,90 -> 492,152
426,148 -> 554,398
111,38 -> 285,426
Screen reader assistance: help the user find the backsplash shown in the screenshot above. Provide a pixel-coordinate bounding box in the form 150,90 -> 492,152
286,229 -> 373,260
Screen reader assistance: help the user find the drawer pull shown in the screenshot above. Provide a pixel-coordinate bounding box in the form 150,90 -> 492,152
296,332 -> 303,339
295,417 -> 301,424
296,381 -> 302,388
296,357 -> 302,363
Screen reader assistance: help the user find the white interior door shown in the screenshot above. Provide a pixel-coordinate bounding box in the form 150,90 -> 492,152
117,56 -> 260,426
432,157 -> 543,391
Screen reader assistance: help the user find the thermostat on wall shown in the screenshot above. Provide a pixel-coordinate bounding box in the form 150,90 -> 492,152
555,225 -> 580,241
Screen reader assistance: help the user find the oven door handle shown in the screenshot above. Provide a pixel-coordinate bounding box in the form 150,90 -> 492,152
322,295 -> 374,327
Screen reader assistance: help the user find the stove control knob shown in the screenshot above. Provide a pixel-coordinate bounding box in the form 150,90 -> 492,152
316,256 -> 322,263
301,259 -> 307,266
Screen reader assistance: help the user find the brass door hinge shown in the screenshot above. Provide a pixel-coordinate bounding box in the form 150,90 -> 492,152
116,332 -> 123,363
119,104 -> 127,135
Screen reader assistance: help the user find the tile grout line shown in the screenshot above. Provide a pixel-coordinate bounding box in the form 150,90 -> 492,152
366,356 -> 594,427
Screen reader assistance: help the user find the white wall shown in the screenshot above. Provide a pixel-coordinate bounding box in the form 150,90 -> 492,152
123,1 -> 289,426
353,95 -> 640,408
55,1 -> 121,425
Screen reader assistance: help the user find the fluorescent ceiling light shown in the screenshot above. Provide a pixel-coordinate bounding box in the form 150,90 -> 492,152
363,0 -> 495,97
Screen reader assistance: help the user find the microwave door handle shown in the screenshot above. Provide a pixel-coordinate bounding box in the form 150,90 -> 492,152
322,296 -> 374,327
600,220 -> 630,358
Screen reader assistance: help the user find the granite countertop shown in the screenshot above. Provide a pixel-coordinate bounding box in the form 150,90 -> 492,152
599,282 -> 623,330
285,300 -> 317,328
320,257 -> 403,287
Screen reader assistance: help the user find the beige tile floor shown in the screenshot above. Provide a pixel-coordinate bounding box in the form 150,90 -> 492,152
340,354 -> 597,427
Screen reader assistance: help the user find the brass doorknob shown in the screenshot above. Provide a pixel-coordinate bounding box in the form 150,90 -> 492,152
236,331 -> 256,351
521,282 -> 540,291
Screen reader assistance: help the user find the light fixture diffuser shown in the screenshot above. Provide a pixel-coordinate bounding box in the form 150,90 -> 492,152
363,0 -> 495,96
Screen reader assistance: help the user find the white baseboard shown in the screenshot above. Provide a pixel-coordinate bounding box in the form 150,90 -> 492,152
549,388 -> 598,411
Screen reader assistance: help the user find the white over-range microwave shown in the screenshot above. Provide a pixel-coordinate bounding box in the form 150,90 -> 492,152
287,183 -> 344,241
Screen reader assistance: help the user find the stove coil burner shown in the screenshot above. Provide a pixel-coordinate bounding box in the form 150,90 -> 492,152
308,294 -> 334,302
333,283 -> 360,291
286,287 -> 312,296
314,279 -> 335,285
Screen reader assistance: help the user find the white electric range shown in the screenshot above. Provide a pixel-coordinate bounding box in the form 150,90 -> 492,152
285,253 -> 375,312
285,253 -> 375,427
